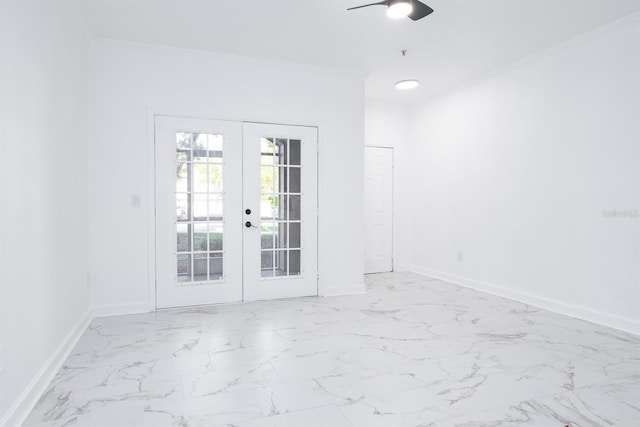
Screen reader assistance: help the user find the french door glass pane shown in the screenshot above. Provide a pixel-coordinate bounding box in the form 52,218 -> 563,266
175,132 -> 224,284
208,195 -> 224,220
193,194 -> 208,219
261,138 -> 275,154
289,223 -> 301,248
261,223 -> 275,250
261,251 -> 274,270
289,250 -> 301,276
205,134 -> 223,156
289,140 -> 301,165
193,223 -> 208,252
177,254 -> 191,283
176,193 -> 189,220
288,195 -> 301,220
194,253 -> 208,281
209,165 -> 223,191
193,164 -> 208,193
209,253 -> 223,280
176,224 -> 191,252
274,250 -> 287,276
209,223 -> 223,250
176,163 -> 188,192
261,194 -> 278,219
261,167 -> 275,193
289,168 -> 301,193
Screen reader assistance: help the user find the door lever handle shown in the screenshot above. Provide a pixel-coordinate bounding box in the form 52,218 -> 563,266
245,221 -> 257,228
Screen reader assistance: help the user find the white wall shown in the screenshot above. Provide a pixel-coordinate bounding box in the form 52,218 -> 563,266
364,101 -> 413,270
88,41 -> 365,312
0,2 -> 91,424
407,15 -> 640,333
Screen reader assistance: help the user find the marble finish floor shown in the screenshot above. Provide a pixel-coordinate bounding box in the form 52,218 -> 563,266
25,272 -> 640,426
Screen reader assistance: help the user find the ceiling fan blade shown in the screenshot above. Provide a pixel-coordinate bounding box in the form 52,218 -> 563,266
347,1 -> 389,11
408,1 -> 434,20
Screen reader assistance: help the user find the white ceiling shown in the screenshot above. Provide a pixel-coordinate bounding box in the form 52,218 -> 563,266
72,0 -> 640,104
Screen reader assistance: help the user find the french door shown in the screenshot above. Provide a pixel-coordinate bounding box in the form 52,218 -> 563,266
155,116 -> 318,309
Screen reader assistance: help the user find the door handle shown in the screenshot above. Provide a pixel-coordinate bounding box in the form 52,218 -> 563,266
245,221 -> 257,228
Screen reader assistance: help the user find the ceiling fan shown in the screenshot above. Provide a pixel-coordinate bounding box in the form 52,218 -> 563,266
347,0 -> 434,21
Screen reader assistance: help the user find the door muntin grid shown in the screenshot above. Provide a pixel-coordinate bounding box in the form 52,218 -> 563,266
259,137 -> 302,279
175,131 -> 225,284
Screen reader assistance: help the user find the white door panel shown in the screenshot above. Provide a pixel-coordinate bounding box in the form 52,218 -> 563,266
364,146 -> 393,274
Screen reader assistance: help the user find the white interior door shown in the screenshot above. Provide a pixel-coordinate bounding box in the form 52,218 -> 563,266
364,146 -> 393,273
242,123 -> 318,301
155,117 -> 318,308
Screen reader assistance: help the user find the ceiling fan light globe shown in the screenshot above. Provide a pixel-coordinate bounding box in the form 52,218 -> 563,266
395,79 -> 420,90
387,1 -> 413,18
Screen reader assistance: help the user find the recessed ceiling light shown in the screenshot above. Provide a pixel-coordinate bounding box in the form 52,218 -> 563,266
387,0 -> 413,18
395,79 -> 420,90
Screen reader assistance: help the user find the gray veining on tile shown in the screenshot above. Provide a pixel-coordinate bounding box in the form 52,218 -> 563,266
23,272 -> 640,426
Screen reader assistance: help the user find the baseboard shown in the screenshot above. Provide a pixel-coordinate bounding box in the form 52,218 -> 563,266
322,282 -> 366,297
0,309 -> 93,427
91,302 -> 151,318
407,265 -> 640,336
393,264 -> 412,272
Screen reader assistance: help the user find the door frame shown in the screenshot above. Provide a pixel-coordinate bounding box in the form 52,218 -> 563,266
146,111 -> 320,310
363,145 -> 394,274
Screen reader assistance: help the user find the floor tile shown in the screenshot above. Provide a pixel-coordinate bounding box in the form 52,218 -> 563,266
23,272 -> 640,426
